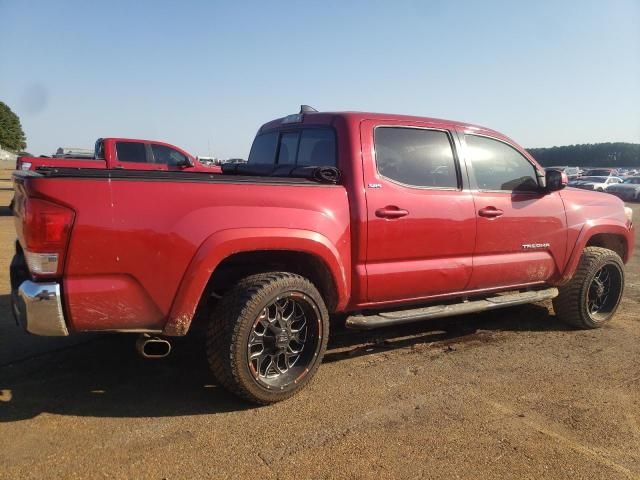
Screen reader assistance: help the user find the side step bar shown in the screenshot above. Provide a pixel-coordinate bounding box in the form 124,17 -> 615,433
345,288 -> 559,330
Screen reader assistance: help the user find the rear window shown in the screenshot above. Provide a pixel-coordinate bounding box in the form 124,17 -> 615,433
248,128 -> 336,167
116,142 -> 147,163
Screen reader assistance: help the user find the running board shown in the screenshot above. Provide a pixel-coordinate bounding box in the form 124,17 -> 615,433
345,288 -> 559,330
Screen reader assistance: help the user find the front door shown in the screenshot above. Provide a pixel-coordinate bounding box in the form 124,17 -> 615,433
461,132 -> 567,290
362,120 -> 477,304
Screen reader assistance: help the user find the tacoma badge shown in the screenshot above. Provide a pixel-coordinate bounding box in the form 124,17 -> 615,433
522,243 -> 550,249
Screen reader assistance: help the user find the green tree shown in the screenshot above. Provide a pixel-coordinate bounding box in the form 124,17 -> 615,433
527,143 -> 640,168
0,101 -> 27,152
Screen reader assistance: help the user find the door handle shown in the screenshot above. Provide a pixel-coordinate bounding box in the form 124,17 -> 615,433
478,206 -> 504,218
375,206 -> 409,219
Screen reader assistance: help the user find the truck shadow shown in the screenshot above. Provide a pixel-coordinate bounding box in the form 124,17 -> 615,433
0,302 -> 569,421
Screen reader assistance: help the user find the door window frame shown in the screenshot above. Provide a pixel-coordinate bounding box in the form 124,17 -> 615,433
461,132 -> 543,194
372,125 -> 464,191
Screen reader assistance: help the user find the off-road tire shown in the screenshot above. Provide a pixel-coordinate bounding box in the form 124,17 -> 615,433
206,272 -> 329,404
553,247 -> 624,329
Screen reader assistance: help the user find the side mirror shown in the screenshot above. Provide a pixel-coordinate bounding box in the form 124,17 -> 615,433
177,157 -> 195,168
545,169 -> 568,192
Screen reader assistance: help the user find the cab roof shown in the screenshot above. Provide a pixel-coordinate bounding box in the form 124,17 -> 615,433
259,110 -> 508,142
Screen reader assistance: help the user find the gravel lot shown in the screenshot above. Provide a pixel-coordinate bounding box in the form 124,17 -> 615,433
0,177 -> 638,480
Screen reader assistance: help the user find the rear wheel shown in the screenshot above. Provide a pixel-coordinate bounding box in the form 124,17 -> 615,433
206,272 -> 329,404
553,247 -> 624,329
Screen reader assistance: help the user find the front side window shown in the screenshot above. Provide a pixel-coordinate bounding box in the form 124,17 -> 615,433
248,128 -> 336,167
116,141 -> 147,163
374,127 -> 458,188
151,144 -> 188,166
465,135 -> 538,192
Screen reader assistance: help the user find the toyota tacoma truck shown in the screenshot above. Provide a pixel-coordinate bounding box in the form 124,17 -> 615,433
10,107 -> 634,404
16,137 -> 219,173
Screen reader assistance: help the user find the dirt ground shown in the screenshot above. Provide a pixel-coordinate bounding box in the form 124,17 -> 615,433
0,175 -> 638,480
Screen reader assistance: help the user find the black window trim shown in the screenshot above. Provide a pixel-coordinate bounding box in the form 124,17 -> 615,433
373,125 -> 463,191
464,132 -> 542,194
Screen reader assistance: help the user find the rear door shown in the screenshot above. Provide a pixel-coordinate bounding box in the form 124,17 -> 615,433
112,140 -> 159,170
461,132 -> 567,289
362,120 -> 477,304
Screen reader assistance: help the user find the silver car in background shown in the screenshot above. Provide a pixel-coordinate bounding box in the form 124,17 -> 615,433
568,176 -> 623,192
606,176 -> 640,201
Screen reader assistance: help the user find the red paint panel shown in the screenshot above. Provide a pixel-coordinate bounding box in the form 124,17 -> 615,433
25,174 -> 350,332
467,191 -> 568,289
64,275 -> 164,331
470,252 -> 555,289
366,256 -> 473,301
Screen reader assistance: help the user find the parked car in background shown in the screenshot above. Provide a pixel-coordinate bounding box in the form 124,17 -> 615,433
10,107 -> 634,404
52,147 -> 95,159
16,138 -> 220,173
546,166 -> 580,179
606,176 -> 640,201
583,168 -> 617,177
569,176 -> 623,191
197,156 -> 218,166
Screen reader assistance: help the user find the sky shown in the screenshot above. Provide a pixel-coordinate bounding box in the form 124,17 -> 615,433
0,0 -> 639,158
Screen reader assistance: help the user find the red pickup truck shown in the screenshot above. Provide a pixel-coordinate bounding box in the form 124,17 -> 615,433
11,108 -> 634,404
16,137 -> 218,173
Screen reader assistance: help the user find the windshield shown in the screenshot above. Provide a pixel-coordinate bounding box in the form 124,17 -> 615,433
623,177 -> 640,184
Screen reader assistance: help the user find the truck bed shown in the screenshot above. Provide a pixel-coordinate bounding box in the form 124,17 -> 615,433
12,168 -> 350,333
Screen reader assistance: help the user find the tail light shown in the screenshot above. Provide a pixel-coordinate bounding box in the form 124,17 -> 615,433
21,198 -> 75,278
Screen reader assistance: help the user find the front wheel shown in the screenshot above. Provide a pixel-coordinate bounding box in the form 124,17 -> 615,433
553,247 -> 625,329
206,272 -> 329,404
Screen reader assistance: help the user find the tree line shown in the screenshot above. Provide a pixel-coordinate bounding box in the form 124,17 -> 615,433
527,143 -> 640,168
0,101 -> 27,152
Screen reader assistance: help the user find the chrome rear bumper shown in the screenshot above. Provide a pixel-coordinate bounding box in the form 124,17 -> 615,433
12,281 -> 69,336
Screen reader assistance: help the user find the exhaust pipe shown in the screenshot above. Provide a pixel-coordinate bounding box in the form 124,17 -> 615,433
136,334 -> 171,359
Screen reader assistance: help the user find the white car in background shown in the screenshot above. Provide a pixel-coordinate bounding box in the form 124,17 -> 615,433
606,176 -> 640,201
568,176 -> 623,192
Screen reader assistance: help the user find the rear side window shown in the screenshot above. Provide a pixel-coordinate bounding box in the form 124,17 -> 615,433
465,135 -> 538,192
248,128 -> 336,167
151,144 -> 188,166
374,127 -> 458,188
116,142 -> 147,163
